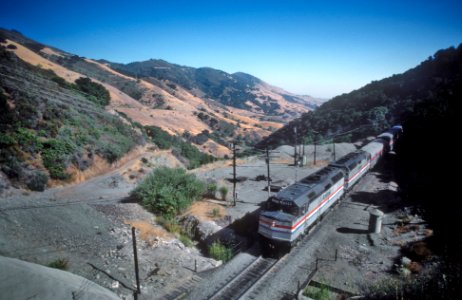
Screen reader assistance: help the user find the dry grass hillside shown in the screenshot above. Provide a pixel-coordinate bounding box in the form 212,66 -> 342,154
2,29 -> 314,159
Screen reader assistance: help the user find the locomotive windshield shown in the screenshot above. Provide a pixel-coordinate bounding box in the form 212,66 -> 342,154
266,197 -> 299,216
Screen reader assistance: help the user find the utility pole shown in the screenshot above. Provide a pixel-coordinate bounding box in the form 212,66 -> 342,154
266,148 -> 271,198
313,136 -> 317,166
333,138 -> 336,161
293,127 -> 298,166
232,142 -> 237,206
131,227 -> 141,297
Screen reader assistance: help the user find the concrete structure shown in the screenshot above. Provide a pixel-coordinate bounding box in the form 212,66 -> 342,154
368,208 -> 384,233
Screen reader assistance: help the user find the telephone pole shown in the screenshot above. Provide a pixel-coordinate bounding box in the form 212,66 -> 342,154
313,138 -> 317,166
293,127 -> 298,166
131,227 -> 140,297
266,148 -> 271,198
333,138 -> 336,161
232,142 -> 237,206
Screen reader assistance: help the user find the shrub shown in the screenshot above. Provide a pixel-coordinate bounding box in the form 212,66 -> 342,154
206,182 -> 217,198
304,282 -> 330,300
75,77 -> 110,106
209,207 -> 221,218
41,138 -> 75,179
26,171 -> 49,191
219,186 -> 228,201
208,241 -> 232,262
48,258 -> 69,270
131,167 -> 206,217
156,215 -> 181,233
0,133 -> 15,147
179,234 -> 194,247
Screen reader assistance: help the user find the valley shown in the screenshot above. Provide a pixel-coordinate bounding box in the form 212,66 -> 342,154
0,27 -> 461,300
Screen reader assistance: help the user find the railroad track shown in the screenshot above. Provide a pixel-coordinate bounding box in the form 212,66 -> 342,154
207,256 -> 279,300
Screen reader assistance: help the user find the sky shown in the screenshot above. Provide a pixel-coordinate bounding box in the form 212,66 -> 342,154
1,0 -> 462,98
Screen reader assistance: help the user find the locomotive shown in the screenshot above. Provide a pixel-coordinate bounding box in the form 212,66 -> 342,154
258,125 -> 403,251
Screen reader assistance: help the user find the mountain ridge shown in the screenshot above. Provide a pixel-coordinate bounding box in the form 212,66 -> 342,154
257,43 -> 462,149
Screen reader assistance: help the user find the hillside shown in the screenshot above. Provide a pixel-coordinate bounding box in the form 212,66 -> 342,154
257,43 -> 462,148
109,59 -> 319,115
0,29 -> 317,161
0,43 -> 144,191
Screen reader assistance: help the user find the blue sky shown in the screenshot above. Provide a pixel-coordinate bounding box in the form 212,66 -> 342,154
1,0 -> 461,98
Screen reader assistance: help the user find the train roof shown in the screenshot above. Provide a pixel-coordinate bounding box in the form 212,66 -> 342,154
274,166 -> 344,207
377,132 -> 393,141
330,150 -> 368,168
361,139 -> 385,152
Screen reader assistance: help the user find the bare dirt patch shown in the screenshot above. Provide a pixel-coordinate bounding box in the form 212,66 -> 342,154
124,219 -> 173,243
183,201 -> 227,222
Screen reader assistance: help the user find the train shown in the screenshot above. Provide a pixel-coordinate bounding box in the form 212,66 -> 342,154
258,125 -> 403,251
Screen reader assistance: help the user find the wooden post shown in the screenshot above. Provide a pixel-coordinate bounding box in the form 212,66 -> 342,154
293,127 -> 298,166
333,138 -> 336,161
132,227 -> 141,295
232,143 -> 236,206
314,137 -> 317,166
266,148 -> 271,198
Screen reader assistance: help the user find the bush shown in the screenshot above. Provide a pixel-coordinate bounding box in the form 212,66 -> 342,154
156,215 -> 181,233
219,186 -> 228,201
208,241 -> 232,262
75,77 -> 110,106
304,282 -> 330,300
41,138 -> 75,179
48,258 -> 69,270
206,182 -> 217,198
131,167 -> 206,217
179,234 -> 194,247
26,171 -> 49,191
209,207 -> 221,218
